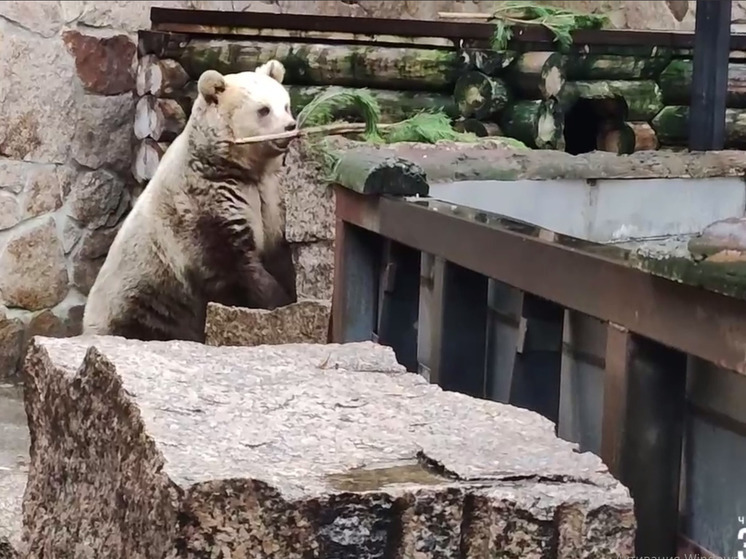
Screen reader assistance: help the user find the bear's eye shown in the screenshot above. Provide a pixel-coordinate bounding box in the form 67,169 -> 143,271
257,106 -> 270,117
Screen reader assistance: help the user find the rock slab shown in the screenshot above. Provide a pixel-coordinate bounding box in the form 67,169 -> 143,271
22,336 -> 635,558
205,299 -> 331,347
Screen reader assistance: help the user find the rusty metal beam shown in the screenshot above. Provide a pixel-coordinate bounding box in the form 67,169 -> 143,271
148,7 -> 746,50
334,189 -> 746,375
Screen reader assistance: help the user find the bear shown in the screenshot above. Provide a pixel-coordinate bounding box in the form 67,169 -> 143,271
82,60 -> 298,343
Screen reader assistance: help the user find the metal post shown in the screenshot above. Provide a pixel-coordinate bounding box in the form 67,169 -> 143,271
689,0 -> 732,150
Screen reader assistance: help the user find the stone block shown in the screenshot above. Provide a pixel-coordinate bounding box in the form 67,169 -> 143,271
282,143 -> 335,243
292,240 -> 334,302
205,299 -> 331,347
22,336 -> 635,558
63,31 -> 137,96
0,316 -> 24,382
0,218 -> 69,311
0,384 -> 29,559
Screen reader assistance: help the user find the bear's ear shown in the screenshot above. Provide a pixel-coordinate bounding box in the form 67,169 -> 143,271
198,70 -> 226,104
256,59 -> 286,84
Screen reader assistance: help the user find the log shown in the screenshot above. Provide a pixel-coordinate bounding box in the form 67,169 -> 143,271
499,99 -> 564,149
560,80 -> 663,121
565,53 -> 671,81
460,119 -> 503,137
134,96 -> 187,142
505,52 -> 567,99
628,122 -> 659,151
658,59 -> 746,108
136,55 -> 190,97
596,121 -> 636,155
287,86 -> 458,123
453,71 -> 510,119
458,48 -> 517,76
651,105 -> 746,148
177,40 -> 460,91
330,151 -> 429,196
596,121 -> 659,155
329,140 -> 746,182
132,139 -> 169,184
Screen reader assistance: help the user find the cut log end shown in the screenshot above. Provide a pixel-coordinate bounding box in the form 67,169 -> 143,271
133,140 -> 168,184
454,71 -> 510,119
507,52 -> 567,99
331,150 -> 429,197
137,55 -> 190,98
134,96 -> 187,142
500,99 -> 564,149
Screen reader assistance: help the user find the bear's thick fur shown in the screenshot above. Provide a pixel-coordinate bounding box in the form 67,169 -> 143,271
83,60 -> 298,342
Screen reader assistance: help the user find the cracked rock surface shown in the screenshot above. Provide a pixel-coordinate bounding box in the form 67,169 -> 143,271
22,335 -> 635,558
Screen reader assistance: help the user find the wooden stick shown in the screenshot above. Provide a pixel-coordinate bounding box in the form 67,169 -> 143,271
438,12 -> 492,20
232,122 -> 392,145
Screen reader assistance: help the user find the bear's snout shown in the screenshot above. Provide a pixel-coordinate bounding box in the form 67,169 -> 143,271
284,120 -> 297,132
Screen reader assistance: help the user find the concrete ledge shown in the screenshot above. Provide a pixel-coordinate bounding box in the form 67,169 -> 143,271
22,336 -> 635,557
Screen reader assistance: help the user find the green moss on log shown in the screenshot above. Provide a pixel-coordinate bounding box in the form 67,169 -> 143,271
499,98 -> 564,149
178,40 -> 460,91
453,71 -> 510,119
505,52 -> 567,99
287,86 -> 457,123
659,60 -> 746,108
560,80 -> 663,121
458,49 -> 517,76
565,53 -> 671,81
330,151 -> 429,196
652,105 -> 746,148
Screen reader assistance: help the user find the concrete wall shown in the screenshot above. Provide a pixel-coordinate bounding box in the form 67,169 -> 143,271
0,0 -> 724,378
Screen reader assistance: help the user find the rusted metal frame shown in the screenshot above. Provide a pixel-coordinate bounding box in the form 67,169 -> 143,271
601,324 -> 687,557
508,294 -> 564,425
689,0 -> 732,150
334,191 -> 746,375
331,215 -> 382,344
375,240 -> 421,373
148,7 -> 746,49
426,257 -> 489,398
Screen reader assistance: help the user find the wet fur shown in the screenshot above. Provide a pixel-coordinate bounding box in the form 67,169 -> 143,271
83,62 -> 297,342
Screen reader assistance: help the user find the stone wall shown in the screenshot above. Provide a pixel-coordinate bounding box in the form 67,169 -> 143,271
0,0 -> 730,380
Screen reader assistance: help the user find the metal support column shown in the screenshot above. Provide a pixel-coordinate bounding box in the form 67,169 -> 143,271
689,0 -> 732,150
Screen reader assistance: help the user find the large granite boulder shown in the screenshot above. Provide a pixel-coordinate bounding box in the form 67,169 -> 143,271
204,299 -> 331,347
21,336 -> 635,558
0,384 -> 29,559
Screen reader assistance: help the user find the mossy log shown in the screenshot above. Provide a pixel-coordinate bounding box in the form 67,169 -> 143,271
458,49 -> 517,76
499,99 -> 564,149
330,151 -> 429,196
560,80 -> 663,121
565,53 -> 671,81
652,105 -> 746,148
455,119 -> 503,138
596,121 -> 658,155
505,52 -> 567,99
453,71 -> 510,119
136,55 -> 190,98
658,60 -> 746,108
175,40 -> 460,91
287,86 -> 457,123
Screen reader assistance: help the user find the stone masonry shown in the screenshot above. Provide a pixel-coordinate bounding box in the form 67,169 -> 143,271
0,0 -> 728,381
21,335 -> 636,557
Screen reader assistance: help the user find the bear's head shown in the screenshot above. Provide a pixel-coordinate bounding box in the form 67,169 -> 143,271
190,60 -> 297,176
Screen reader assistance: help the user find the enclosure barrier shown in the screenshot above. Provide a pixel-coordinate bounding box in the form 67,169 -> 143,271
329,146 -> 746,559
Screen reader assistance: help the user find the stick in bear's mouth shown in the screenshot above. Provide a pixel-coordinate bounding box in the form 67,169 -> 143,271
232,122 -> 393,146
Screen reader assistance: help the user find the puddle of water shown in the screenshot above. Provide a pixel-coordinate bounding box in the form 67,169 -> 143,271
326,461 -> 449,492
